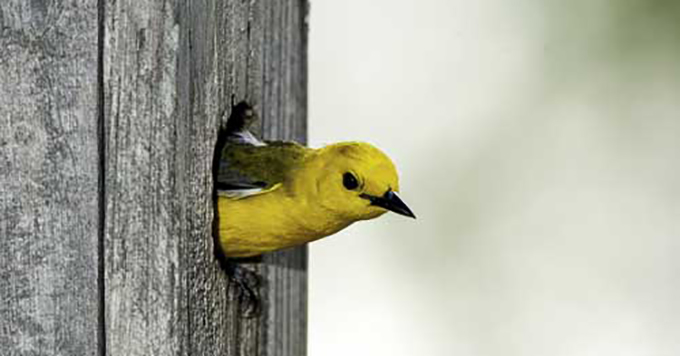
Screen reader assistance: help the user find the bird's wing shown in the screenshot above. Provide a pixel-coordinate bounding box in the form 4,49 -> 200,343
216,102 -> 308,199
217,141 -> 307,199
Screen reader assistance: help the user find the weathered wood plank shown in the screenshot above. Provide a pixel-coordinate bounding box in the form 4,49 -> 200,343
103,1 -> 185,355
104,0 -> 308,355
258,1 -> 309,355
180,1 -> 238,355
0,1 -> 102,356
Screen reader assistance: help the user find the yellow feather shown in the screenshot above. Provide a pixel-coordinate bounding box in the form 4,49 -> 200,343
218,141 -> 407,258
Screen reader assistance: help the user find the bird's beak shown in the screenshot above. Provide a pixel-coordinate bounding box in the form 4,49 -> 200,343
361,189 -> 416,219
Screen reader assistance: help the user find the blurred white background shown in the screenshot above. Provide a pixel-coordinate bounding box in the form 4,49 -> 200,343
307,0 -> 680,355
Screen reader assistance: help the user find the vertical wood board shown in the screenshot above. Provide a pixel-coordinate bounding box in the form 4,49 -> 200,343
103,0 -> 309,355
103,1 -> 186,355
0,1 -> 102,356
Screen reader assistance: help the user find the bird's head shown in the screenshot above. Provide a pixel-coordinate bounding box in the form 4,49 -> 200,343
308,142 -> 415,222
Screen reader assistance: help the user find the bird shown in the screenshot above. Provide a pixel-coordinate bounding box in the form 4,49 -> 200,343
215,102 -> 415,259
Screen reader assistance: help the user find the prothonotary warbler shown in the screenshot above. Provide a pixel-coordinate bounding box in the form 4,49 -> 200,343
215,102 -> 415,259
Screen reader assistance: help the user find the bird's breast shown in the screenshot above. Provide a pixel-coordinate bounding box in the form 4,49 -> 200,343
217,192 -> 351,258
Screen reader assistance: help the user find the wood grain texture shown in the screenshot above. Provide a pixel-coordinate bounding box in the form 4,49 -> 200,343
103,1 -> 185,355
0,1 -> 102,356
103,1 -> 308,356
258,2 -> 309,355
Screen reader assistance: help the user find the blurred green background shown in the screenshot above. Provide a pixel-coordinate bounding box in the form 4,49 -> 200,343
307,0 -> 680,355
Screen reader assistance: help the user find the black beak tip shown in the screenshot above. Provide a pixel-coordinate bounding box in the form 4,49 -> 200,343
363,190 -> 416,220
394,205 -> 416,219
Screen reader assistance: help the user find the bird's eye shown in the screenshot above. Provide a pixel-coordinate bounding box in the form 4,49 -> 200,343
343,172 -> 359,190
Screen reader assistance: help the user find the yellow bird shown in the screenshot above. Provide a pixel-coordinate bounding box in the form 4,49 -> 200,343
215,102 -> 415,259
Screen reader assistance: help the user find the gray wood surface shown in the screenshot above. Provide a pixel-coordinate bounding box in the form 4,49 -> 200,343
103,1 -> 308,356
2,0 -> 307,355
258,2 -> 309,355
0,1 -> 102,356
